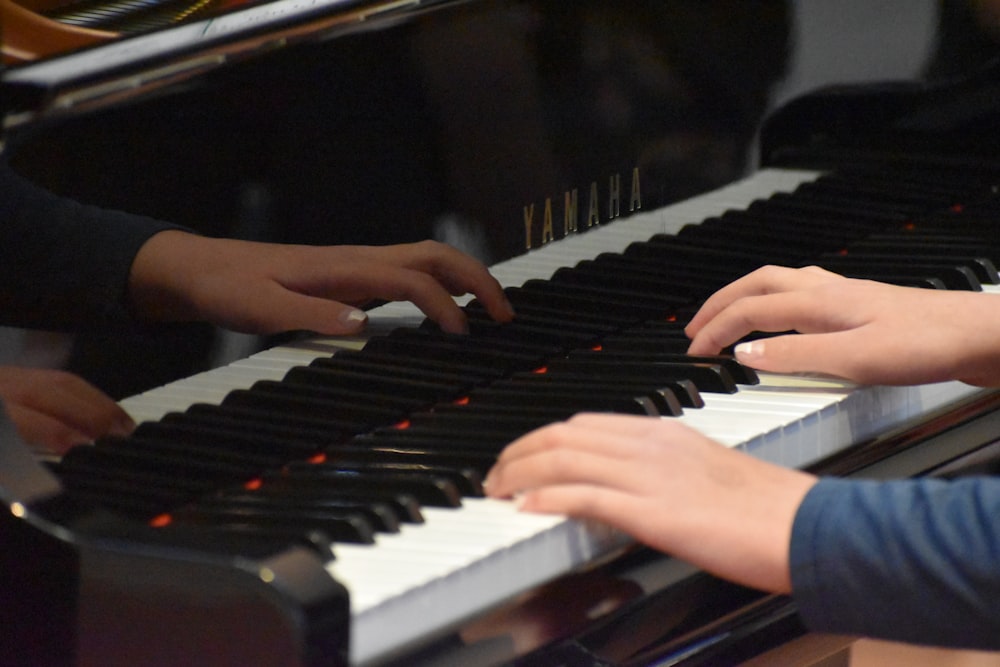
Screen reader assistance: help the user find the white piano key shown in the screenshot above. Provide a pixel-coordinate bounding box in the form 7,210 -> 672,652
329,498 -> 627,665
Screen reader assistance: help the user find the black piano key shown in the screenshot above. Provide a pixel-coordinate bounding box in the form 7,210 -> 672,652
462,387 -> 663,417
547,264 -> 705,302
460,317 -> 603,351
587,254 -> 738,294
719,210 -> 880,246
170,503 -> 380,544
49,464 -> 203,517
327,441 -> 497,478
358,427 -> 513,454
116,436 -> 287,472
623,236 -> 769,274
809,259 -> 981,291
836,248 -> 1000,283
169,506 -> 377,545
507,280 -> 684,322
676,222 -> 839,260
169,404 -> 349,446
247,479 -> 426,525
310,349 -> 495,385
795,177 -> 957,210
818,170 -> 980,201
388,326 -> 565,359
250,376 -> 440,413
762,188 -> 917,219
463,300 -> 621,337
568,350 -> 759,386
201,491 -> 405,532
439,395 -> 656,421
543,358 -> 739,394
407,406 -> 581,434
294,459 -> 482,497
855,232 -> 1000,253
497,290 -> 637,328
362,333 -> 546,375
272,465 -> 464,508
504,371 -> 700,410
697,212 -> 858,248
372,423 -> 533,450
124,420 -> 322,463
598,333 -> 694,355
63,439 -> 262,482
283,365 -> 467,403
222,388 -> 406,433
182,403 -> 358,446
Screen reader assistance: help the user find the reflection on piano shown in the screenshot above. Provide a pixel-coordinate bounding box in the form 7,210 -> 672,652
4,1 -> 1000,666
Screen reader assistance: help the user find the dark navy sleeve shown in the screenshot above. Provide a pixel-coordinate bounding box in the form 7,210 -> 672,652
0,161 -> 184,331
790,475 -> 1000,650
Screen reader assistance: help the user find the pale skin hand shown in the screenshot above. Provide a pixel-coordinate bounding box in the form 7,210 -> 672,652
685,265 -> 1000,387
128,232 -> 515,336
0,366 -> 135,454
485,414 -> 816,594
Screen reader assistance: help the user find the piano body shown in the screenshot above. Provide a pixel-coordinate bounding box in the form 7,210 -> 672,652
3,1 -> 1000,665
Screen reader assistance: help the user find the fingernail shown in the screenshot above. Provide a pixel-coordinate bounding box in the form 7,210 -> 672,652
110,419 -> 136,438
734,340 -> 764,362
339,309 -> 368,326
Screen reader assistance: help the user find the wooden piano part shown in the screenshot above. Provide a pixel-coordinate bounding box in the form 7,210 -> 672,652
0,0 -> 114,63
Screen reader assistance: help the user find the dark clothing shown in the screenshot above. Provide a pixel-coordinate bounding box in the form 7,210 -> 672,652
0,161 -> 179,332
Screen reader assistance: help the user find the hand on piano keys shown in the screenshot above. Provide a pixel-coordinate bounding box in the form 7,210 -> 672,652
0,365 -> 134,454
687,264 -> 1000,387
2,235 -> 515,455
127,232 -> 515,337
485,413 -> 817,595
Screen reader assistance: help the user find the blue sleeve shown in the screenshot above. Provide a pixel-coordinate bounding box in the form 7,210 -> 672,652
790,475 -> 1000,649
0,160 -> 184,331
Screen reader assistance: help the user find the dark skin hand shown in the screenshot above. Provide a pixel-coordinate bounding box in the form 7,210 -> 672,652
6,234 -> 513,453
0,366 -> 134,454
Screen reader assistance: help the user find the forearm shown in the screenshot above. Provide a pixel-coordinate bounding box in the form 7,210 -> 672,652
791,476 -> 1000,649
0,163 -> 182,331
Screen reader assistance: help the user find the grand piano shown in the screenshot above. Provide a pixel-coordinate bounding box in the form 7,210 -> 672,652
3,1 -> 1000,665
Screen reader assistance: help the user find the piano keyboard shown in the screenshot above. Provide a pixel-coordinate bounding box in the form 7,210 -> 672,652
106,166 -> 996,665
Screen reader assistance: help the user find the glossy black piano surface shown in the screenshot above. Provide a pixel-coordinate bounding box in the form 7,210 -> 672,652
2,0 -> 999,396
4,2 -> 1000,667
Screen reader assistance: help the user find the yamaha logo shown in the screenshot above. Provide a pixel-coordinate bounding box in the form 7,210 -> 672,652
522,168 -> 642,250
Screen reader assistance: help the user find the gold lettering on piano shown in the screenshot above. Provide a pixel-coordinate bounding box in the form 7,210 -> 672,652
523,203 -> 535,249
587,181 -> 600,229
608,172 -> 621,220
564,189 -> 578,235
630,167 -> 642,212
541,198 -> 555,244
521,167 -> 641,251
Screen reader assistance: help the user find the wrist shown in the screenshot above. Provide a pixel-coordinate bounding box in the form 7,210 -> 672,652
127,229 -> 206,323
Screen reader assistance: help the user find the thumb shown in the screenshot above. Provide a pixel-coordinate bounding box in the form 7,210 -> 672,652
225,285 -> 370,335
733,334 -> 837,377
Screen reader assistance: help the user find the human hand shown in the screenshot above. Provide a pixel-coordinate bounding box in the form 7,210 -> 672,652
685,265 -> 1000,386
128,232 -> 515,335
0,366 -> 134,455
485,414 -> 815,593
